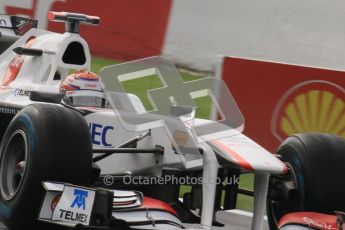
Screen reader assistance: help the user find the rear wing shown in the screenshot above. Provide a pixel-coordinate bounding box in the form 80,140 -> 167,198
0,15 -> 38,54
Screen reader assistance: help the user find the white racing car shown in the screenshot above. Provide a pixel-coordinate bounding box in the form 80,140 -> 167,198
0,11 -> 344,230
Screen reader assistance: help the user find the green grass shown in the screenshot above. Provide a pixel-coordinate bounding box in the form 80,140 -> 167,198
92,57 -> 211,119
120,75 -> 212,118
91,56 -> 254,212
237,174 -> 254,211
91,56 -> 119,73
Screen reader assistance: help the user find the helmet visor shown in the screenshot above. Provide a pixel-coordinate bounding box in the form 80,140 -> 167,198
65,90 -> 106,108
70,96 -> 105,107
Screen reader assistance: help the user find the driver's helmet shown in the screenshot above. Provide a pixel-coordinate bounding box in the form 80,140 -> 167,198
60,70 -> 106,108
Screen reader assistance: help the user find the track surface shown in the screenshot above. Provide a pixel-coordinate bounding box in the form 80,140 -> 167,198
0,222 -> 6,229
216,211 -> 269,230
0,210 -> 268,230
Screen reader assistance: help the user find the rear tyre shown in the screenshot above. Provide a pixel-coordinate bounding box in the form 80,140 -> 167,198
267,133 -> 345,230
0,104 -> 93,229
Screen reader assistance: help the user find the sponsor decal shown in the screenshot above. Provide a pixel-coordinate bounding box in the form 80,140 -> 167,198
303,217 -> 336,230
70,189 -> 88,210
52,186 -> 95,225
2,56 -> 24,86
89,123 -> 114,147
42,49 -> 56,55
51,194 -> 61,212
272,81 -> 345,141
0,106 -> 19,115
85,83 -> 97,88
57,209 -> 88,224
12,88 -> 31,97
1,36 -> 36,87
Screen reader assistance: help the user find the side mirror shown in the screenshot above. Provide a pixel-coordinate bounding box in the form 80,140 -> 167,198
29,91 -> 62,104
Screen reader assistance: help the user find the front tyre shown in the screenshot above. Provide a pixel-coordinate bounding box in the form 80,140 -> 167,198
267,133 -> 345,229
0,104 -> 93,229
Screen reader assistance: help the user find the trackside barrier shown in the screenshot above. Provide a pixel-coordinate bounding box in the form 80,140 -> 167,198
216,56 -> 345,152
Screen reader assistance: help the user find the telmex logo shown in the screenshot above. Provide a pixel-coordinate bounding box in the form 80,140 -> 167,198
272,80 -> 345,141
70,189 -> 88,210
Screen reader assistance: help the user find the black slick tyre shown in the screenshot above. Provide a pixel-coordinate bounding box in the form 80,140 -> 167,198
0,104 -> 92,229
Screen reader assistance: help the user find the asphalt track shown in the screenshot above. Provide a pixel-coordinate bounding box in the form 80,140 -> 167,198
0,222 -> 6,229
0,210 -> 268,230
185,210 -> 269,230
215,210 -> 269,230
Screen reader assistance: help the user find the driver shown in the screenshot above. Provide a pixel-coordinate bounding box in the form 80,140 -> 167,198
60,70 -> 107,108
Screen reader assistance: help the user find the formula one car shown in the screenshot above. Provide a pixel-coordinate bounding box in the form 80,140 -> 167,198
0,11 -> 343,230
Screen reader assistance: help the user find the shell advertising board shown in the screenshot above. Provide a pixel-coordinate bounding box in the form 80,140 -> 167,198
217,57 -> 345,152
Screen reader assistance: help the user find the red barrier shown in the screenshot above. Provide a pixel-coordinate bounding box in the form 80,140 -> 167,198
219,57 -> 345,152
5,0 -> 172,61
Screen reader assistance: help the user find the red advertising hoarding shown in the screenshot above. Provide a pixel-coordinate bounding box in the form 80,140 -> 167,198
219,57 -> 345,152
4,0 -> 172,61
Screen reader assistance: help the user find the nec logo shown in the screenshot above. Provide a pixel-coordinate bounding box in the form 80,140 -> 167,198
70,189 -> 88,210
89,123 -> 114,147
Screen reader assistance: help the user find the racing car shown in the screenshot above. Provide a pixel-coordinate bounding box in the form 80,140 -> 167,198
0,11 -> 344,230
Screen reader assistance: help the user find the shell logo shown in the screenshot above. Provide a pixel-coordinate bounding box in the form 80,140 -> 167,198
272,80 -> 345,141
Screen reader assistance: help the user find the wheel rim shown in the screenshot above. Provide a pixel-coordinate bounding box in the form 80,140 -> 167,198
0,130 -> 28,200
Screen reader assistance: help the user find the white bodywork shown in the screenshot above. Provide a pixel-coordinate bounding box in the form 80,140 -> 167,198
0,29 -> 90,102
0,26 -> 286,230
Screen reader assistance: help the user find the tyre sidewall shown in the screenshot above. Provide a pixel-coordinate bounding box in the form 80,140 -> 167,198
0,111 -> 44,227
0,104 -> 93,229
